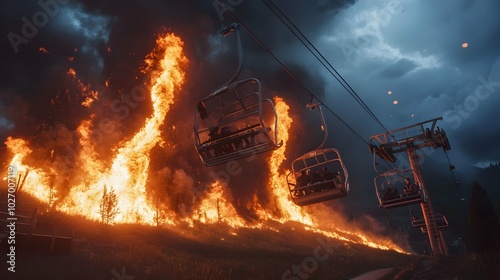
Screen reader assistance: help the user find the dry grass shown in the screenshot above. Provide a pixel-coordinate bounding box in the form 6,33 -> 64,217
0,192 -> 413,280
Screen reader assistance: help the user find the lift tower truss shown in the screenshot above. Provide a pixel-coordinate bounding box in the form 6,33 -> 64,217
370,117 -> 451,256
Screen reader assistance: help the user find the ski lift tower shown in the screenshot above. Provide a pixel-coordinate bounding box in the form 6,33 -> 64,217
369,117 -> 452,256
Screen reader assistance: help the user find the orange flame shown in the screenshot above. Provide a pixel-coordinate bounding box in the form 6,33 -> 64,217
59,34 -> 187,223
189,181 -> 246,228
7,33 -> 187,224
4,33 -> 408,254
265,97 -> 407,254
66,68 -> 99,108
267,97 -> 314,225
5,137 -> 52,201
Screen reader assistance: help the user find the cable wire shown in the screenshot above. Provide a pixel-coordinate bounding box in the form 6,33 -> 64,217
218,1 -> 370,146
263,0 -> 394,136
263,0 -> 407,163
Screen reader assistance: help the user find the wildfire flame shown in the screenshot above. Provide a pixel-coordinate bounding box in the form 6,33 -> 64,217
7,34 -> 187,224
5,137 -> 52,201
190,181 -> 246,228
267,97 -> 314,225
4,33 -> 407,254
265,98 -> 407,253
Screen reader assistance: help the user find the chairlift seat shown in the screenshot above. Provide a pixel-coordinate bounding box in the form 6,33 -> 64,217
418,214 -> 449,233
411,216 -> 426,228
200,126 -> 276,166
194,78 -> 282,166
375,169 -> 426,209
380,193 -> 425,209
289,178 -> 347,206
287,148 -> 349,206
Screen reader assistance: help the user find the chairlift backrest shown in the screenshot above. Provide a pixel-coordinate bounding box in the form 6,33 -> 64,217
194,79 -> 282,166
193,23 -> 282,166
286,146 -> 349,206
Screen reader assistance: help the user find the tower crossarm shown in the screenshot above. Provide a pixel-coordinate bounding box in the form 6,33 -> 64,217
369,117 -> 445,154
369,117 -> 451,256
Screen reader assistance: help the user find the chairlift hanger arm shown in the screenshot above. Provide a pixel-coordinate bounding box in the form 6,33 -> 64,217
219,1 -> 373,149
202,78 -> 260,103
219,22 -> 243,87
202,23 -> 244,102
307,100 -> 328,150
220,22 -> 239,36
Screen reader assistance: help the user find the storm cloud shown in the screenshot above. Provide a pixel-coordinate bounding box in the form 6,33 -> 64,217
1,0 -> 499,217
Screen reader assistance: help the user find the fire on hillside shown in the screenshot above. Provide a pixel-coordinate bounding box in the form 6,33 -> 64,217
4,33 -> 407,254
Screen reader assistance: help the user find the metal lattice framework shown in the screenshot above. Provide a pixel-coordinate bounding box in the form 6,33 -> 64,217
369,117 -> 451,256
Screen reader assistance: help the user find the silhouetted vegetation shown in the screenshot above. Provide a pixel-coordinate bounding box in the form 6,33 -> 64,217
99,185 -> 119,225
468,181 -> 500,253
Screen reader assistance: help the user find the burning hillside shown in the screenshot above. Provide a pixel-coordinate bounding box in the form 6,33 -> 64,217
3,33 -> 407,254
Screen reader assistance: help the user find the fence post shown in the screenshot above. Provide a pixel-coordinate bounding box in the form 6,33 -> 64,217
27,207 -> 38,244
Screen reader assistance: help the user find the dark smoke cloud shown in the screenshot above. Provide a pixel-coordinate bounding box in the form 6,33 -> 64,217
3,1 -> 500,246
1,0 -> 353,220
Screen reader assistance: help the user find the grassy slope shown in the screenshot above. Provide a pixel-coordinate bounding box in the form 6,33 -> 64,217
2,211 -> 412,280
14,191 -> 498,280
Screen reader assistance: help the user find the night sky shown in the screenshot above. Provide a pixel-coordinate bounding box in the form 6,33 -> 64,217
1,0 -> 499,215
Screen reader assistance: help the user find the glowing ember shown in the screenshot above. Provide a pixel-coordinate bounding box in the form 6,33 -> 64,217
66,68 -> 99,107
67,68 -> 76,78
81,90 -> 99,108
